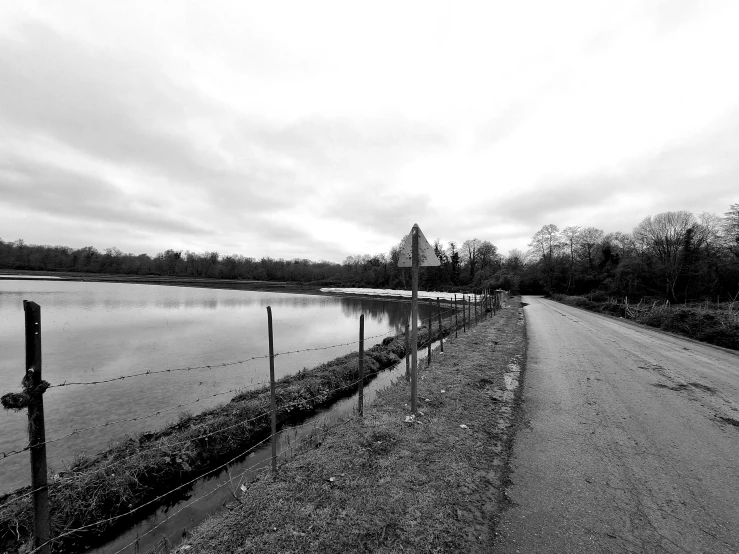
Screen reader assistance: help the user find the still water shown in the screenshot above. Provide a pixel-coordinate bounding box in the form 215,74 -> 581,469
0,280 -> 433,494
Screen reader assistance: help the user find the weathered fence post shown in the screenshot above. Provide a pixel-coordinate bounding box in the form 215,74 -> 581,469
358,314 -> 364,416
23,301 -> 50,554
474,294 -> 477,324
405,322 -> 410,381
267,306 -> 277,474
436,297 -> 443,353
454,294 -> 458,338
427,298 -> 433,366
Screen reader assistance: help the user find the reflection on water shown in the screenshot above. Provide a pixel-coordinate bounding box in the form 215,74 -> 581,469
0,281 -> 432,494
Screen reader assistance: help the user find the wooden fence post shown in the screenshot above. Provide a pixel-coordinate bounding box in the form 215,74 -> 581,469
454,294 -> 458,338
427,299 -> 433,366
358,314 -> 364,416
474,294 -> 477,324
267,306 -> 277,474
23,301 -> 50,554
405,322 -> 410,381
436,297 -> 443,353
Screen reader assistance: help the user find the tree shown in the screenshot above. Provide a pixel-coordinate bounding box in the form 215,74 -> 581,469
633,211 -> 696,301
446,241 -> 461,284
461,238 -> 482,281
578,227 -> 604,270
561,226 -> 580,292
528,225 -> 561,292
723,204 -> 739,258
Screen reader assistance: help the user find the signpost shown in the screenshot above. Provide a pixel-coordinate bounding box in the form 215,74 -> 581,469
398,224 -> 440,413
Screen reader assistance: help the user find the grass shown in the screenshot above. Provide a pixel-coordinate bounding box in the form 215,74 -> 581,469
552,294 -> 739,350
170,299 -> 526,554
0,306 -> 474,553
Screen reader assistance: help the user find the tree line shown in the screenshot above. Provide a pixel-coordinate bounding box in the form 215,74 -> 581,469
0,235 -> 501,291
3,204 -> 737,301
514,204 -> 739,302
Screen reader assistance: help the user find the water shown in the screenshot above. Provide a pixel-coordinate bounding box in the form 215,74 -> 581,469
0,280 -> 435,494
92,347 -> 427,554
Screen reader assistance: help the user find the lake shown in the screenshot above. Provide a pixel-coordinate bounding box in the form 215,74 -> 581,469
0,280 -> 440,494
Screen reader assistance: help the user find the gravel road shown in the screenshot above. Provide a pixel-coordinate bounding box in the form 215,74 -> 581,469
495,296 -> 739,553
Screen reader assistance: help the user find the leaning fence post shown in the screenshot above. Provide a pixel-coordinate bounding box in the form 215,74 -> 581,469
267,306 -> 277,474
404,322 -> 410,381
23,301 -> 50,554
436,297 -> 444,353
357,314 -> 364,417
427,299 -> 433,366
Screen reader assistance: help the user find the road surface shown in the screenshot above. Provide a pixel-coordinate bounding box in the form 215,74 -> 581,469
495,296 -> 739,553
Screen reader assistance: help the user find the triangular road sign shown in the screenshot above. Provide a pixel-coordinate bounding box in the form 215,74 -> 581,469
398,224 -> 441,267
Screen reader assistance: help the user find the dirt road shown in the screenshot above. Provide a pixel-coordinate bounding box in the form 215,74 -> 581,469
495,296 -> 739,553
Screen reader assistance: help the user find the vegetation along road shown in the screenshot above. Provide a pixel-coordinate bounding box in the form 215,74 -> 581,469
495,296 -> 739,553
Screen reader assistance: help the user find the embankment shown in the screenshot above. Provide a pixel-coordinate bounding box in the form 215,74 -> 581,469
0,307 -> 468,553
178,298 -> 526,553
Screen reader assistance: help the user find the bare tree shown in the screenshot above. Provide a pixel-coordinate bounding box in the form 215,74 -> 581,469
461,238 -> 482,280
578,227 -> 604,270
633,211 -> 696,301
561,226 -> 581,292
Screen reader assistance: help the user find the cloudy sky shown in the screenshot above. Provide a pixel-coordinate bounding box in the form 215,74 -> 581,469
1,1 -> 737,262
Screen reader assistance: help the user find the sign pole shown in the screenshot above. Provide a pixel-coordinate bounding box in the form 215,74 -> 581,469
411,226 -> 419,414
397,223 -> 438,415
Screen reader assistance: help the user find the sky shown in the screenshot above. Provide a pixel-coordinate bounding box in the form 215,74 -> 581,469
1,0 -> 738,263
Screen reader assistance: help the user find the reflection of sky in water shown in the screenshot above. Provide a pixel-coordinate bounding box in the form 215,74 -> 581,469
0,281 -> 435,493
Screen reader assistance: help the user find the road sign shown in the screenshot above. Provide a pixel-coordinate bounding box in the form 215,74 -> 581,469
397,223 -> 440,414
397,226 -> 440,267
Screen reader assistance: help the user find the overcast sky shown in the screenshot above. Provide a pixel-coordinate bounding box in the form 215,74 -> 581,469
1,1 -> 737,262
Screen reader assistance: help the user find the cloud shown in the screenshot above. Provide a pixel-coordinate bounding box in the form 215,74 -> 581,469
495,111 -> 739,234
0,156 -> 209,237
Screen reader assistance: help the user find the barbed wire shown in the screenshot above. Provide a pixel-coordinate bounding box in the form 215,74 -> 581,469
113,408 -> 357,554
28,371 -> 393,554
3,381 -> 273,459
0,364 -> 393,516
0,444 -> 30,461
46,356 -> 273,389
44,329 -> 401,391
28,432 -> 276,554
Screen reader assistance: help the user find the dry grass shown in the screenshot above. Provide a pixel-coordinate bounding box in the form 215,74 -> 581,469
180,299 -> 526,554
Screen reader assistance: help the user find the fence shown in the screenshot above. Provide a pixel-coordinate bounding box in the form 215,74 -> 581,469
0,288 -> 507,554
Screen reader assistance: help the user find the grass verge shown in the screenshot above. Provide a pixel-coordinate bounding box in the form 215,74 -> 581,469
175,299 -> 526,554
551,294 -> 739,351
0,307 -> 471,553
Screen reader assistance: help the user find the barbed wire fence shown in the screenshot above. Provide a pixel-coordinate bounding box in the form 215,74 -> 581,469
0,290 -> 506,553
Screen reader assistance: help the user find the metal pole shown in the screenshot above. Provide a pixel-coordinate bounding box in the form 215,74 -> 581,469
454,294 -> 458,338
358,314 -> 364,416
436,297 -> 443,353
24,301 -> 50,554
411,226 -> 419,413
267,306 -> 276,473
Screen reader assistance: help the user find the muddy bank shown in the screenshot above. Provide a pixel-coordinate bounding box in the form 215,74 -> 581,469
0,307 -> 468,553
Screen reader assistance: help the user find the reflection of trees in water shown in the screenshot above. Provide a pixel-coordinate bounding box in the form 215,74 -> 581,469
338,297 -> 435,331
